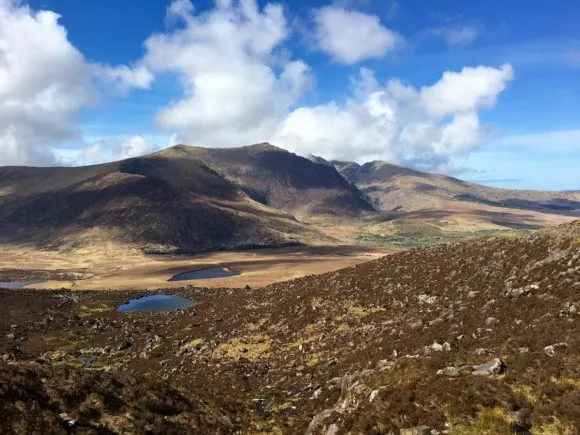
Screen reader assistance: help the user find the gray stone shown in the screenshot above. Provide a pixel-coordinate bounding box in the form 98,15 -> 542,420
471,358 -> 506,376
418,294 -> 437,305
485,317 -> 499,326
543,342 -> 567,356
430,341 -> 443,352
438,358 -> 506,377
400,426 -> 434,435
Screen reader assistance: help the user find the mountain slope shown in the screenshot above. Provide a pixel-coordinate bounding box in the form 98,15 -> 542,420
167,143 -> 375,219
0,151 -> 324,253
1,144 -> 578,254
334,159 -> 580,215
331,159 -> 580,232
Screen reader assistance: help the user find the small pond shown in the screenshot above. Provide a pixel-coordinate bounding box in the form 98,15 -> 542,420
0,280 -> 45,289
168,266 -> 241,282
117,294 -> 196,312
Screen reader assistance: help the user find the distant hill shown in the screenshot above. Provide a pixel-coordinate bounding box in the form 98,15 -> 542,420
330,159 -> 580,232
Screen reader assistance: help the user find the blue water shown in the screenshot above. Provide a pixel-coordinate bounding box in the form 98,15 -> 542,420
0,280 -> 45,289
168,267 -> 240,281
117,294 -> 196,312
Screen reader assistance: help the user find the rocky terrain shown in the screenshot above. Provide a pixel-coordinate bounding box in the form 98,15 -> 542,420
1,220 -> 579,433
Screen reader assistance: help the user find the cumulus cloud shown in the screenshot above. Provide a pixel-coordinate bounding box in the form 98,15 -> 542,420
166,0 -> 195,22
63,135 -> 159,166
2,0 -> 515,174
140,2 -> 513,172
96,64 -> 154,94
312,6 -> 401,64
420,64 -> 514,116
0,0 -> 154,166
115,135 -> 155,159
0,0 -> 92,166
273,64 -> 514,172
141,0 -> 311,147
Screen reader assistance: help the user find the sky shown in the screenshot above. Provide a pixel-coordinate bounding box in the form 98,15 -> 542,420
1,0 -> 579,190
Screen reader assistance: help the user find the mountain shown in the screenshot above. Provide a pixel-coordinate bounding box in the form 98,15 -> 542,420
165,143 -> 374,219
0,148 -> 326,253
1,143 -> 579,254
331,159 -> 580,233
1,220 -> 578,432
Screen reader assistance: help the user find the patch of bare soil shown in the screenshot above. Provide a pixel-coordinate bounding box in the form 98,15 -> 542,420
0,221 -> 579,433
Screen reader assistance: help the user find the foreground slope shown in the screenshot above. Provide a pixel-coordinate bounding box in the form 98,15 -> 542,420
1,221 -> 578,433
0,151 -> 322,253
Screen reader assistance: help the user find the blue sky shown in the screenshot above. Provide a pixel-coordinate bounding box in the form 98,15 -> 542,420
2,0 -> 579,190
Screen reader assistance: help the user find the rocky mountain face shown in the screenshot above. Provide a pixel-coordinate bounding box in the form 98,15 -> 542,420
165,144 -> 375,218
1,220 -> 578,432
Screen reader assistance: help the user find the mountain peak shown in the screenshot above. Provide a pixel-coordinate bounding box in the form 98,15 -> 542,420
244,142 -> 287,152
307,155 -> 332,166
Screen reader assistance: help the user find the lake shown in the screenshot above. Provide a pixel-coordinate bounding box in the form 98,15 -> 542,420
168,266 -> 241,281
0,280 -> 45,289
117,294 -> 196,312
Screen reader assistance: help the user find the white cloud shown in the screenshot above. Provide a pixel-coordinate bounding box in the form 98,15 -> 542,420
55,134 -> 163,166
0,0 -> 155,167
312,6 -> 401,64
1,0 -> 517,175
142,0 -> 312,147
428,26 -> 480,47
166,0 -> 195,23
0,0 -> 92,166
273,64 -> 514,172
96,64 -> 154,94
115,135 -> 155,159
81,142 -> 103,164
420,64 -> 514,116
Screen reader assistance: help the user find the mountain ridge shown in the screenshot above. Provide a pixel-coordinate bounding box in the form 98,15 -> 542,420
1,143 -> 578,253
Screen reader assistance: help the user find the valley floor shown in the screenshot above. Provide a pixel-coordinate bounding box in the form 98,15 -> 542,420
0,244 -> 393,290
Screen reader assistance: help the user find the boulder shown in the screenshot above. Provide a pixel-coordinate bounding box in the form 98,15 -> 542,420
400,426 -> 436,435
438,358 -> 506,377
471,358 -> 506,376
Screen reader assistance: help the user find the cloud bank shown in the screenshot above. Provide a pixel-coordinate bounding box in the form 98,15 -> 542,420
1,0 -> 516,173
142,0 -> 514,171
275,64 -> 514,171
0,0 -> 151,166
